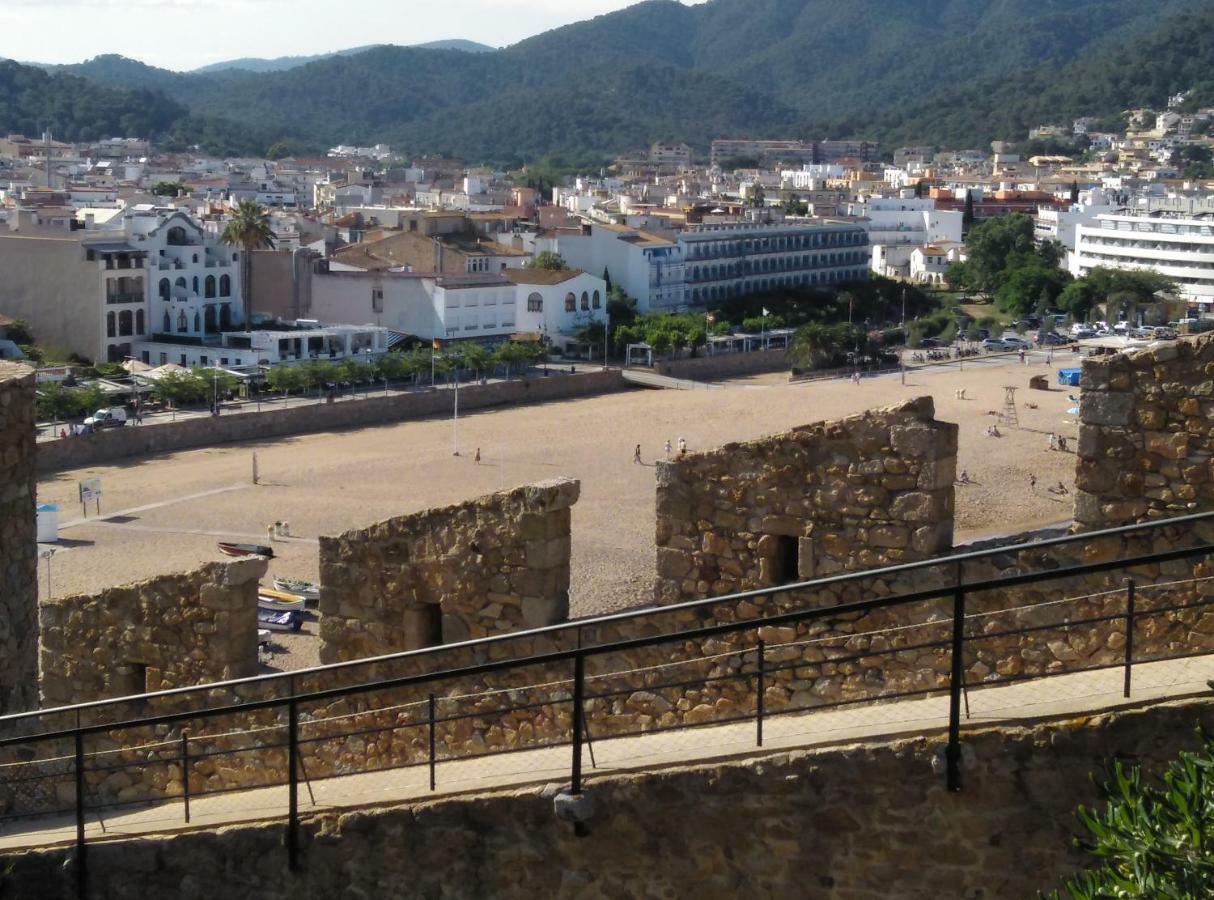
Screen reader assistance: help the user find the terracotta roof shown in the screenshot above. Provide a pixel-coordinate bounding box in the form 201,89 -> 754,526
504,268 -> 585,286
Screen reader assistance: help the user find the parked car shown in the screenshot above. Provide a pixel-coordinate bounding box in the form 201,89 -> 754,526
982,338 -> 1012,351
1072,328 -> 1097,340
1003,336 -> 1032,350
1131,326 -> 1155,339
919,337 -> 943,348
83,407 -> 127,429
1153,327 -> 1178,340
1036,332 -> 1072,346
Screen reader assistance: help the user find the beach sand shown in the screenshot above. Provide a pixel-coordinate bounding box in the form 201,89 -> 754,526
36,354 -> 1081,670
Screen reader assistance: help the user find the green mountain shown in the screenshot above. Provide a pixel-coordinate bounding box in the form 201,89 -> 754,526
191,40 -> 495,74
2,0 -> 1211,162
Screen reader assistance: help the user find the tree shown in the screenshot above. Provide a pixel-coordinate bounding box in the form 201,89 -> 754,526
221,199 -> 276,332
151,180 -> 184,198
994,253 -> 1072,317
458,343 -> 493,379
1049,732 -> 1214,899
264,364 -> 306,398
528,251 -> 567,271
1070,180 -> 1080,205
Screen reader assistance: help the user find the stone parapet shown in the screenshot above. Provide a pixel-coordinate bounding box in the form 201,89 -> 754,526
319,478 -> 580,663
0,361 -> 38,715
1077,334 -> 1214,530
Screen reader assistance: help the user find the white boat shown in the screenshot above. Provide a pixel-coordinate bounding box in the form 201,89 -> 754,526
272,577 -> 320,604
258,588 -> 306,612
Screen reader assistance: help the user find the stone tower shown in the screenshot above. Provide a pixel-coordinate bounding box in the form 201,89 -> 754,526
0,361 -> 39,715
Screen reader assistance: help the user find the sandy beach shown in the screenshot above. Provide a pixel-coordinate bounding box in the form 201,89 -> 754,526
36,353 -> 1081,669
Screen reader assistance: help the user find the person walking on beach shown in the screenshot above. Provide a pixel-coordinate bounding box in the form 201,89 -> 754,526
474,447 -> 481,464
633,444 -> 642,464
664,439 -> 672,458
1048,432 -> 1058,452
678,437 -> 687,457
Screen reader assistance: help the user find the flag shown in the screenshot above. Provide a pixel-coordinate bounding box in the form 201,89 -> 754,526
432,338 -> 442,350
762,307 -> 770,317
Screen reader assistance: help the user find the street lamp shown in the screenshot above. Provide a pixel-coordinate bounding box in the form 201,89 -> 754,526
364,348 -> 372,399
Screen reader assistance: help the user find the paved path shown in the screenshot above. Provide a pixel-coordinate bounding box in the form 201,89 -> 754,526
2,653 -> 1209,853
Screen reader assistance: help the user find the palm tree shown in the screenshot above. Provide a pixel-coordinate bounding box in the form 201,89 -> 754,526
221,200 -> 276,331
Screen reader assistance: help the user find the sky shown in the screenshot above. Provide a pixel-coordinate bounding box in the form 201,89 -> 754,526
0,0 -> 706,71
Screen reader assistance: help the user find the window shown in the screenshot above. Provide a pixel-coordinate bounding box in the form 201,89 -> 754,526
194,311 -> 201,332
167,227 -> 187,246
163,311 -> 171,332
205,275 -> 216,299
565,293 -> 576,312
219,275 -> 231,297
580,291 -> 589,311
135,310 -> 144,334
527,293 -> 543,312
118,310 -> 132,337
175,277 -> 187,290
159,279 -> 171,301
192,276 -> 200,295
372,287 -> 384,313
772,536 -> 800,584
177,310 -> 188,332
106,312 -> 116,338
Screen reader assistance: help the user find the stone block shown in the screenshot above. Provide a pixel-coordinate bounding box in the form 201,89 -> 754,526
1081,391 -> 1134,427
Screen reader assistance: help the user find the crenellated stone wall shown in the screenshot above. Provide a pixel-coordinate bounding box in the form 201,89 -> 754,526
654,396 -> 957,604
37,558 -> 267,708
318,478 -> 579,663
1076,333 -> 1214,530
0,361 -> 38,716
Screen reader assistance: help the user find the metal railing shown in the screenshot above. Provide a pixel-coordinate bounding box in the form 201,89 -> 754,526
3,513 -> 1214,898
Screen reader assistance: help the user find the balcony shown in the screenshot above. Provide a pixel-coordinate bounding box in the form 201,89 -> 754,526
105,293 -> 145,305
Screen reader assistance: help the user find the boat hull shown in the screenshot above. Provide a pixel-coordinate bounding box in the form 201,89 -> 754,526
218,542 -> 275,559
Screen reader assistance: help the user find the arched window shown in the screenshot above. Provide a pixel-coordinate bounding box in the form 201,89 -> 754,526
580,291 -> 589,311
192,254 -> 199,264
175,277 -> 187,290
193,311 -> 201,332
163,311 -> 171,332
592,290 -> 601,309
565,292 -> 576,312
177,310 -> 188,332
167,226 -> 187,246
205,275 -> 216,298
527,293 -> 543,312
192,276 -> 199,295
118,310 -> 133,337
219,275 -> 231,297
159,278 -> 170,301
135,309 -> 145,334
106,311 -> 116,338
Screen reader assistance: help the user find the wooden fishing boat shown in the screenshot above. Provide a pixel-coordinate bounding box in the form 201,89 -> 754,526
218,541 -> 274,559
273,577 -> 320,603
257,608 -> 302,632
258,588 -> 307,613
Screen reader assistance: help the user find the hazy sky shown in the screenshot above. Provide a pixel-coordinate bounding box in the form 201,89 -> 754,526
2,0 -> 704,71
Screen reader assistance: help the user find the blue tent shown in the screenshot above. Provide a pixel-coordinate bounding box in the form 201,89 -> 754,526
1057,368 -> 1081,387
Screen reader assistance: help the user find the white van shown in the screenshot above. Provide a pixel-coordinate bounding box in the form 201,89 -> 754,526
83,407 -> 127,429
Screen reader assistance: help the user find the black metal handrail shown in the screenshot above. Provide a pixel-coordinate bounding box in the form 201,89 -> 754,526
5,509 -> 1212,737
3,516 -> 1214,900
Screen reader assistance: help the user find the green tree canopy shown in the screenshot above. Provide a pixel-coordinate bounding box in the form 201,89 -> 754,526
528,251 -> 567,271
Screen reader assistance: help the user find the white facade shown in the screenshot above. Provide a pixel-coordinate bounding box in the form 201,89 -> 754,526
1073,213 -> 1214,307
1034,202 -> 1115,254
556,224 -> 686,312
134,325 -> 389,369
849,198 -> 963,248
504,270 -> 608,340
89,207 -> 242,363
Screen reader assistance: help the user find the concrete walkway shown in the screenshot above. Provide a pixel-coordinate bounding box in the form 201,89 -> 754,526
622,369 -> 722,391
2,653 -> 1210,853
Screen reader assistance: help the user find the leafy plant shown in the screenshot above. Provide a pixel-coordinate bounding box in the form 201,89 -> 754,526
1048,731 -> 1214,899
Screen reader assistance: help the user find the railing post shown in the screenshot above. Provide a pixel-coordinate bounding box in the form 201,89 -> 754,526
756,639 -> 766,748
571,651 -> 585,795
1124,578 -> 1136,698
947,586 -> 966,792
181,729 -> 191,824
74,730 -> 87,900
287,697 -> 299,871
427,693 -> 436,792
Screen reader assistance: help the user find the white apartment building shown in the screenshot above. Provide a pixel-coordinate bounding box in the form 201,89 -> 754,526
848,197 -> 963,249
1034,202 -> 1115,256
555,223 -> 686,312
1072,212 -> 1214,307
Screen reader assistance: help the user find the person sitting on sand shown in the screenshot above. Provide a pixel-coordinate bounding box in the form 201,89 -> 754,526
958,470 -> 971,485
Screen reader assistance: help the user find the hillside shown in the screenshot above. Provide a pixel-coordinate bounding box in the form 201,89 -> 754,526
1,0 -> 1211,162
191,40 -> 494,74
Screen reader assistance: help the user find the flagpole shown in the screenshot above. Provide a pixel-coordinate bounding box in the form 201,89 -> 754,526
452,364 -> 459,456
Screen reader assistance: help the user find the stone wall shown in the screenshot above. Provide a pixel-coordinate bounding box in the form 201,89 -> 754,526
653,347 -> 790,382
1076,333 -> 1214,530
37,557 -> 267,708
36,369 -> 628,473
654,396 -> 957,604
319,479 -> 579,663
0,361 -> 38,716
5,697 -> 1214,900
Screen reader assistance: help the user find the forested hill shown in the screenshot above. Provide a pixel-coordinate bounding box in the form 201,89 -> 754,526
2,0 -> 1212,163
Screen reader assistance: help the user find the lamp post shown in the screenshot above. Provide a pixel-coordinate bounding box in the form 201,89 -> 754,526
452,364 -> 460,456
365,348 -> 372,399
